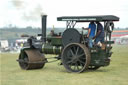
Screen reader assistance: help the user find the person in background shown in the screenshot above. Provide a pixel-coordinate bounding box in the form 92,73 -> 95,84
50,30 -> 55,36
48,30 -> 58,36
82,22 -> 96,48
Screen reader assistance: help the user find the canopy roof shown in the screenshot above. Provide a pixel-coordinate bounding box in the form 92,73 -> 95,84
57,15 -> 119,22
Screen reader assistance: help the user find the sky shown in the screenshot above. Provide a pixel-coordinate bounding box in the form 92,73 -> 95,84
0,0 -> 128,28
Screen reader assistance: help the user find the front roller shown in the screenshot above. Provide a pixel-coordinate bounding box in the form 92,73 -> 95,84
61,43 -> 91,73
17,48 -> 47,70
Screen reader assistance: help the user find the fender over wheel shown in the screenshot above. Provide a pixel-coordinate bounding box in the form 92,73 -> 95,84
61,43 -> 91,73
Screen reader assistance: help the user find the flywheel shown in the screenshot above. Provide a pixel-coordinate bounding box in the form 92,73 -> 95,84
62,28 -> 81,46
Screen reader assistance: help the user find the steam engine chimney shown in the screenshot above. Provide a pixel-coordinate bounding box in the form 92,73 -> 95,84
41,15 -> 47,43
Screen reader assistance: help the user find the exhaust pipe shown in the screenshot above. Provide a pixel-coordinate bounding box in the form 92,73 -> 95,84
41,15 -> 47,43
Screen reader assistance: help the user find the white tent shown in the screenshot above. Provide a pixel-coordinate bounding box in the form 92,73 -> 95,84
120,35 -> 128,39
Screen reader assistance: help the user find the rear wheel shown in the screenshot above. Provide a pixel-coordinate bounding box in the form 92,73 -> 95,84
61,43 -> 91,73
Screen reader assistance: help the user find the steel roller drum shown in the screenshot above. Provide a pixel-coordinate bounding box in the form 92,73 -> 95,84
18,49 -> 46,70
62,28 -> 81,46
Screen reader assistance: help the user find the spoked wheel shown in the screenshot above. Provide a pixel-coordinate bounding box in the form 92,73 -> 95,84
88,66 -> 100,70
61,43 -> 91,73
18,49 -> 46,70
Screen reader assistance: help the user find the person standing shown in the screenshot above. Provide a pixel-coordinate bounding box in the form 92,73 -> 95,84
93,22 -> 105,49
83,22 -> 96,48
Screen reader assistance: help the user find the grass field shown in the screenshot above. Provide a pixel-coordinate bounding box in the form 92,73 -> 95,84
0,45 -> 128,85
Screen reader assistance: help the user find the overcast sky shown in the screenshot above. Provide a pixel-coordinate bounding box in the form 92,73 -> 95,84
0,0 -> 128,28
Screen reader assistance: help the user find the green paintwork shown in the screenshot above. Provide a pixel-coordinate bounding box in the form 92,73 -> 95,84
89,47 -> 111,66
104,41 -> 114,44
47,36 -> 62,46
42,44 -> 62,54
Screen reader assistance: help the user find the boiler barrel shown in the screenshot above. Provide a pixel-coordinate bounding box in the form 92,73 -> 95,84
42,44 -> 62,54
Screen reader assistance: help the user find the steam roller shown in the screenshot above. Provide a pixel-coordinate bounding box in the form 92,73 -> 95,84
17,15 -> 119,73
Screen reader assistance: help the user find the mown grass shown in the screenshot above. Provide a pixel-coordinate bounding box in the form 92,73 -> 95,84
0,45 -> 128,85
